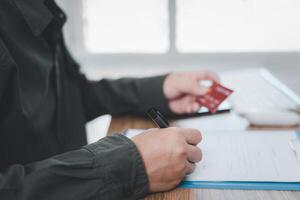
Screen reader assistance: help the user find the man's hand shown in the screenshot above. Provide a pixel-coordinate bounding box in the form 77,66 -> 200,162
131,127 -> 202,192
163,71 -> 220,114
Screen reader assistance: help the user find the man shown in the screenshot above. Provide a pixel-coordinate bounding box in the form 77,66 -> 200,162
0,0 -> 219,199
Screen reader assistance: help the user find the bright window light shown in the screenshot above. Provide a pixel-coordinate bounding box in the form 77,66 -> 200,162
83,0 -> 169,53
177,0 -> 300,52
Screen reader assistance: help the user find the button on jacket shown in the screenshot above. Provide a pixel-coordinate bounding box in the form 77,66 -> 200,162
0,0 -> 172,199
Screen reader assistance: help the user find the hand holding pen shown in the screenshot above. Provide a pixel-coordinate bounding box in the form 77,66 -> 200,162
131,108 -> 202,192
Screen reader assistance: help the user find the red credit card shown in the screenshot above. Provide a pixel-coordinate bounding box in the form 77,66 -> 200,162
196,82 -> 233,113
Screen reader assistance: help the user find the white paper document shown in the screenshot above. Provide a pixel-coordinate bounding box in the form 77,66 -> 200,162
125,129 -> 300,182
187,130 -> 300,182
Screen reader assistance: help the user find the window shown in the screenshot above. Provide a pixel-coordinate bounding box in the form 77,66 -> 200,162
82,0 -> 169,53
177,0 -> 300,52
58,0 -> 300,68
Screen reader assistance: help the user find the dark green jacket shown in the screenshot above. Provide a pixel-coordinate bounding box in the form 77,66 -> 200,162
0,0 -> 172,199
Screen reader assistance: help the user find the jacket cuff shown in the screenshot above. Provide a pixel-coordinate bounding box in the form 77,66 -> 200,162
84,134 -> 149,199
136,75 -> 173,116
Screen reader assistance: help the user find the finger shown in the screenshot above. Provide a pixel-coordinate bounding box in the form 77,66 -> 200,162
176,77 -> 208,96
176,71 -> 220,97
185,104 -> 193,114
180,128 -> 202,145
192,101 -> 201,113
169,96 -> 194,114
190,71 -> 220,96
170,96 -> 201,114
185,160 -> 196,174
185,98 -> 201,113
185,102 -> 201,114
194,70 -> 220,82
187,145 -> 202,163
190,84 -> 209,96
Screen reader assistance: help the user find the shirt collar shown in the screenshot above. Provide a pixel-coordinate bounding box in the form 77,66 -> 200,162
13,0 -> 54,36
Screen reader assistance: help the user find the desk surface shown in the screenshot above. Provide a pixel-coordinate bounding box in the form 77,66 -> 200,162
107,68 -> 300,200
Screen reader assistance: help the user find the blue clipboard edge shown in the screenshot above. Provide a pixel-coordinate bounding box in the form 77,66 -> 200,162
180,181 -> 300,191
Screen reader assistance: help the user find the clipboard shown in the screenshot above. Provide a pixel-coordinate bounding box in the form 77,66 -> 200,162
180,181 -> 300,191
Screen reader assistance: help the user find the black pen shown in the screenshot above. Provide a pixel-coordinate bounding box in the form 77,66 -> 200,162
147,108 -> 169,128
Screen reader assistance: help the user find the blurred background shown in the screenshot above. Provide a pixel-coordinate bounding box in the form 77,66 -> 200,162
56,0 -> 300,80
54,0 -> 300,141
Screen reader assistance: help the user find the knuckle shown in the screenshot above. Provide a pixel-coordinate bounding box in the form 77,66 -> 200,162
191,129 -> 202,142
192,128 -> 201,135
193,147 -> 202,162
172,131 -> 184,141
175,145 -> 187,157
199,148 -> 203,161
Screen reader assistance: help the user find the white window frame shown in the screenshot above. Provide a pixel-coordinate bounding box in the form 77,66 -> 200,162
60,0 -> 300,69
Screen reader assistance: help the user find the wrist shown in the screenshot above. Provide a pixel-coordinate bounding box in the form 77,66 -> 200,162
163,73 -> 178,100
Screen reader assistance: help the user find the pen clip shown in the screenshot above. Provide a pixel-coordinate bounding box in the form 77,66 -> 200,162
147,108 -> 169,128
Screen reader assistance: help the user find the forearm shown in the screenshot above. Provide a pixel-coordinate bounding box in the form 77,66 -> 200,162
0,134 -> 149,200
80,75 -> 173,120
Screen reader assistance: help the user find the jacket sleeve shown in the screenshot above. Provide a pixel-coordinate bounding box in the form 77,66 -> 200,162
62,39 -> 173,120
77,73 -> 174,121
0,134 -> 149,200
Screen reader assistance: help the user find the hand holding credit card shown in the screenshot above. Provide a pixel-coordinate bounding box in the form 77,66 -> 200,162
196,81 -> 233,113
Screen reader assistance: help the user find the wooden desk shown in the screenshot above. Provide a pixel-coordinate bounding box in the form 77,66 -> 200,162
107,68 -> 300,200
